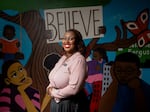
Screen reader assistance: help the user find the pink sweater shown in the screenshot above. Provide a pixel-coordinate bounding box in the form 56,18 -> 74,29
47,52 -> 87,100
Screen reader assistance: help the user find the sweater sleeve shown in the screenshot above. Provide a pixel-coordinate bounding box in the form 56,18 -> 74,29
51,57 -> 87,99
0,88 -> 11,111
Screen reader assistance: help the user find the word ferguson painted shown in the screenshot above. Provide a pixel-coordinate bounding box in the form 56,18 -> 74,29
44,6 -> 103,43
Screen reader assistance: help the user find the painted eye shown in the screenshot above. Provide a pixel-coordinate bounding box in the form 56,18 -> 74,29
12,72 -> 17,78
19,67 -> 23,72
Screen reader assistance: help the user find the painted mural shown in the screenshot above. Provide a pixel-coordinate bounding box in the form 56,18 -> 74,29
0,0 -> 150,112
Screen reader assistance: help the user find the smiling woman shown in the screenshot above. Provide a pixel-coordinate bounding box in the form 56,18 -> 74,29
42,29 -> 89,112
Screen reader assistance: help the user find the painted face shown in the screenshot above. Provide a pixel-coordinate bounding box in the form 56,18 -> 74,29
4,28 -> 15,40
93,51 -> 102,61
113,61 -> 139,84
62,31 -> 76,54
6,62 -> 28,86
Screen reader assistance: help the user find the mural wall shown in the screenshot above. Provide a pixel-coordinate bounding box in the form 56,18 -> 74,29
0,0 -> 150,112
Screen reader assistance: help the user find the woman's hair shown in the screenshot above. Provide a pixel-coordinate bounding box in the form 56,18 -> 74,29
66,29 -> 86,56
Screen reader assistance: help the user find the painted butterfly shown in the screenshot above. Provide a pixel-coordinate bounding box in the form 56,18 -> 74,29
124,8 -> 150,48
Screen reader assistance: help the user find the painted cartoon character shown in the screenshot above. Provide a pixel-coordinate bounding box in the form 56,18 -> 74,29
86,47 -> 108,112
99,52 -> 150,112
0,24 -> 24,61
92,47 -> 108,74
0,60 -> 40,112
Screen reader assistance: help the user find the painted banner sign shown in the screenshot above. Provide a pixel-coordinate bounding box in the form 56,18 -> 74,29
44,5 -> 103,43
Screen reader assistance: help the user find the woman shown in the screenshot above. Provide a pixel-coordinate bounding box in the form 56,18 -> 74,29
47,29 -> 89,112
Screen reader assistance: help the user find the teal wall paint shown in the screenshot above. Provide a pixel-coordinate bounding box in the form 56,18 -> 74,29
0,0 -> 150,83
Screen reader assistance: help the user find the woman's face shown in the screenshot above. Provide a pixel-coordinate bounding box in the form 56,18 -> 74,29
62,31 -> 76,54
